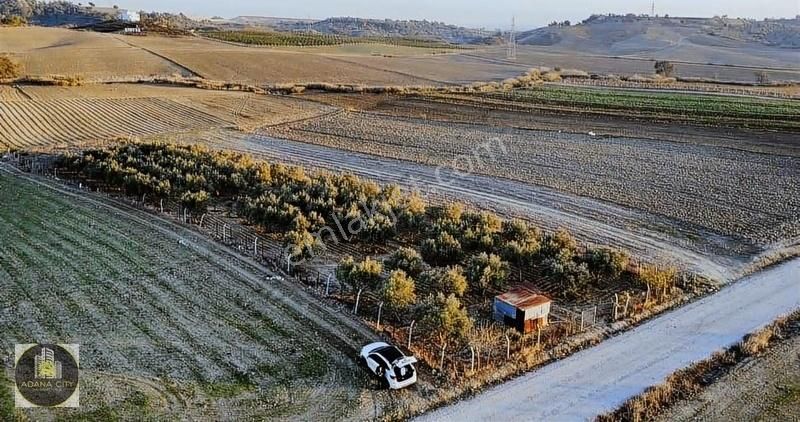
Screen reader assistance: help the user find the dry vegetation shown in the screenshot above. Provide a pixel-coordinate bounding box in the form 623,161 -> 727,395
0,54 -> 21,79
597,310 -> 800,422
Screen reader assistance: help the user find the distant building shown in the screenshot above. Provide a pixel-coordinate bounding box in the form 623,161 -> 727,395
493,285 -> 551,333
118,10 -> 140,23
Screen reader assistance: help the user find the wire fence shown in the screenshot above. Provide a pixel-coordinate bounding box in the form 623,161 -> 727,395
6,156 -> 684,380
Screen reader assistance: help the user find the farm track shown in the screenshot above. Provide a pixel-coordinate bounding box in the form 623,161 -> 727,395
0,164 -> 383,420
183,130 -> 734,280
111,35 -> 207,79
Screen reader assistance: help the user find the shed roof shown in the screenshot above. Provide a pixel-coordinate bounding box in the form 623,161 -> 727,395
496,285 -> 551,310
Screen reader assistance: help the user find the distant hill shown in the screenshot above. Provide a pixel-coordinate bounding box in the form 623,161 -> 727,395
224,16 -> 499,44
519,15 -> 800,51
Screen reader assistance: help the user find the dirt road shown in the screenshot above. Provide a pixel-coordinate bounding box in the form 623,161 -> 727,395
188,130 -> 735,280
416,258 -> 800,421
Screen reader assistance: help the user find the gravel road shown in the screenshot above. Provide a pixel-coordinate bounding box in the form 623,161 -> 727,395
415,258 -> 800,421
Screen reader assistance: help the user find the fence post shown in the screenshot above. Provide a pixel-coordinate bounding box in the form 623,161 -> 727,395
624,293 -> 631,316
376,302 -> 384,330
407,320 -> 415,349
325,274 -> 332,296
440,343 -> 447,370
353,288 -> 363,315
613,293 -> 619,321
470,346 -> 475,374
505,334 -> 510,360
537,326 -> 542,348
254,237 -> 258,256
580,311 -> 585,332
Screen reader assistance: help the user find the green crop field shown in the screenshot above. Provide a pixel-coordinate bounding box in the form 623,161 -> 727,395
202,30 -> 463,49
482,86 -> 800,128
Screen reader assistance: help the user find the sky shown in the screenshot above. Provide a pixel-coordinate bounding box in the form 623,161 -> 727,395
114,0 -> 800,30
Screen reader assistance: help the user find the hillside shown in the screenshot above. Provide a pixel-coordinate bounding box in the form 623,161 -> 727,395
520,15 -> 800,50
224,16 -> 498,44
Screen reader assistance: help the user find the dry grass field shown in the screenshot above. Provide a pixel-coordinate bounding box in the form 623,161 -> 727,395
0,27 -> 191,80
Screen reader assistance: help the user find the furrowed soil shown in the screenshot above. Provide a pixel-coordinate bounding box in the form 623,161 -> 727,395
0,84 -> 334,150
0,167 -> 407,421
263,107 -> 800,263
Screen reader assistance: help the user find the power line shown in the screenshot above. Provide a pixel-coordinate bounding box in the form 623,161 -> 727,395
507,16 -> 516,60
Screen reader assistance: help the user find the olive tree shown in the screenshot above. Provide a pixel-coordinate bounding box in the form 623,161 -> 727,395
465,253 -> 509,293
382,270 -> 417,312
384,247 -> 427,278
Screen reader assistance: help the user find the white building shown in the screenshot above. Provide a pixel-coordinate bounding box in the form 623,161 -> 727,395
118,10 -> 140,23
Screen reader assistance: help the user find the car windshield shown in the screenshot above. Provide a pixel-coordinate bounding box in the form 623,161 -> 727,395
375,346 -> 404,364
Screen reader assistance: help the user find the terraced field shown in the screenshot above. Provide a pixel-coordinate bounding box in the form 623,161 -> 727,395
0,166 -> 390,420
266,111 -> 800,255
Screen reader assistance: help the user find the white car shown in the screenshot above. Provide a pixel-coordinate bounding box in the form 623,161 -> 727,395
359,342 -> 418,389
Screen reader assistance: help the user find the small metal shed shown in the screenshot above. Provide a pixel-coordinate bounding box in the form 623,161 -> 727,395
493,285 -> 551,333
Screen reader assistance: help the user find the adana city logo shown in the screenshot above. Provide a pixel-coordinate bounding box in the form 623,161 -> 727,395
15,344 -> 80,408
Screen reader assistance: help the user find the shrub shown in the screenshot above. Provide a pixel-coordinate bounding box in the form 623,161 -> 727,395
336,256 -> 383,291
583,247 -> 630,279
420,231 -> 463,266
180,190 -> 209,212
382,270 -> 417,311
417,293 -> 473,345
461,211 -> 503,250
655,60 -> 675,77
284,230 -> 324,262
540,228 -> 578,261
543,257 -> 592,299
466,253 -> 509,293
384,247 -> 427,278
636,265 -> 678,292
419,266 -> 468,297
0,55 -> 21,79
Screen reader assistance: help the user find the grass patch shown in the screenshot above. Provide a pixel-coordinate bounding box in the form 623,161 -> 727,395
775,383 -> 800,406
296,348 -> 330,379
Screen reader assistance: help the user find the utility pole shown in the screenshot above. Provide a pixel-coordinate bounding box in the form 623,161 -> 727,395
507,16 -> 516,60
651,0 -> 656,17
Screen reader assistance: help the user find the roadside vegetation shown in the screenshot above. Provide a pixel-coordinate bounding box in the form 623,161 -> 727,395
597,309 -> 800,422
202,30 -> 464,49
